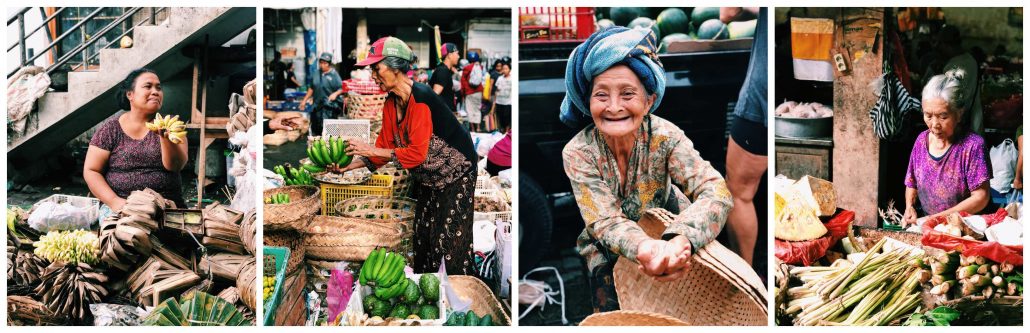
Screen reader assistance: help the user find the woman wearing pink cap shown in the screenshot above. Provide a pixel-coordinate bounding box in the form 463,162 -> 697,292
343,37 -> 479,276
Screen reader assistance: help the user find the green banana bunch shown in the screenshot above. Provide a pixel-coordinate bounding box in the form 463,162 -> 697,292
274,164 -> 314,186
33,230 -> 100,265
305,136 -> 354,173
359,248 -> 408,299
265,193 -> 291,204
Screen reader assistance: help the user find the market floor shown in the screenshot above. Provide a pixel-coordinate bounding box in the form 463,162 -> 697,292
517,247 -> 595,326
264,137 -> 308,171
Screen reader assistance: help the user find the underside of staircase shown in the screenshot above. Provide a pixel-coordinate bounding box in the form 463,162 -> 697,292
7,7 -> 255,164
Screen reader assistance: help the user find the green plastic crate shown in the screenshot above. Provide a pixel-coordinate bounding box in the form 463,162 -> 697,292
263,246 -> 289,326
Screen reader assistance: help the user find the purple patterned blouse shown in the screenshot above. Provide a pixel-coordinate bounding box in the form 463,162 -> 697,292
904,130 -> 991,215
89,116 -> 184,205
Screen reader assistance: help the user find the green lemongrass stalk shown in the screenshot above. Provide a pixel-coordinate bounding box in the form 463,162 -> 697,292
840,285 -> 888,325
824,238 -> 888,300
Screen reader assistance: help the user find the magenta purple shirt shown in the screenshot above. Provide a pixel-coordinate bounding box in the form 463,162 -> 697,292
904,130 -> 991,215
89,116 -> 184,206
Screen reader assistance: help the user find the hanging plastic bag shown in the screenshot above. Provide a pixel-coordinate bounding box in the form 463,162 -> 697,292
326,261 -> 354,324
28,201 -> 94,232
439,256 -> 472,313
990,138 -> 1019,193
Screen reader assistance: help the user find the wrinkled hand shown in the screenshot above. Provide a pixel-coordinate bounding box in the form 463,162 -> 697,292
345,138 -> 381,158
636,237 -> 692,282
339,157 -> 366,172
269,113 -> 302,131
902,206 -> 918,228
110,197 -> 127,212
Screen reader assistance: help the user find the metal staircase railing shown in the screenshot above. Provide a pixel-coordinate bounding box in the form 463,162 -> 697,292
7,7 -> 167,78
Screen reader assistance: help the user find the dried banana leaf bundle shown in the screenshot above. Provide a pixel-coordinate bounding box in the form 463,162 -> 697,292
98,214 -> 154,272
201,204 -> 246,254
127,257 -> 201,307
34,262 -> 108,322
236,260 -> 257,311
199,253 -> 251,282
12,251 -> 49,286
7,295 -> 68,326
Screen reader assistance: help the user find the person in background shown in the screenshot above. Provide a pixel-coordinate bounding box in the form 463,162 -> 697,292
559,27 -> 732,312
462,51 -> 485,132
721,7 -> 766,265
85,69 -> 189,217
269,51 -> 287,100
930,25 -> 983,135
299,52 -> 343,136
486,131 -> 511,177
344,37 -> 478,275
286,62 -> 301,89
902,69 -> 991,227
430,43 -> 460,112
490,60 -> 513,133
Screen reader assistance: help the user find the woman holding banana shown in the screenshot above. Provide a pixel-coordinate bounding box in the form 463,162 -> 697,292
341,37 -> 478,276
84,68 -> 189,215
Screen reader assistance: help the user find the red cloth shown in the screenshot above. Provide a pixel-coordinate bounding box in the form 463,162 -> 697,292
367,95 -> 432,169
460,63 -> 484,96
920,208 -> 1023,265
774,210 -> 855,266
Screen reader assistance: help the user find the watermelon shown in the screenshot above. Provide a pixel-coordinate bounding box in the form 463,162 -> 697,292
697,19 -> 728,40
691,7 -> 720,28
659,33 -> 693,53
610,7 -> 647,27
596,19 -> 616,31
628,17 -> 660,40
656,8 -> 689,35
728,19 -> 757,39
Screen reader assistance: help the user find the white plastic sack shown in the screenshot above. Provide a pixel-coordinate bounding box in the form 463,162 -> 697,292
469,63 -> 484,87
28,201 -> 93,232
990,138 -> 1018,193
472,220 -> 497,253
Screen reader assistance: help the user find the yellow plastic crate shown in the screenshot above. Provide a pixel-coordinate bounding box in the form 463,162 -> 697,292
320,174 -> 394,215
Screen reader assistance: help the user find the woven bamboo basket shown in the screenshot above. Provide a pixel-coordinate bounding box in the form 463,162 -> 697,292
264,229 -> 306,276
263,186 -> 320,231
302,215 -> 403,261
580,310 -> 689,326
335,195 -> 416,260
346,92 -> 387,121
373,163 -> 412,197
449,275 -> 512,326
237,259 -> 257,311
613,208 -> 768,326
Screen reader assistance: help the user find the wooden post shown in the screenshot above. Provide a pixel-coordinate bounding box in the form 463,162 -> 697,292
197,35 -> 210,207
832,8 -> 885,226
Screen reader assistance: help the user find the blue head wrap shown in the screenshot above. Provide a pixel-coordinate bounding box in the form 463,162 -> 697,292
559,26 -> 666,128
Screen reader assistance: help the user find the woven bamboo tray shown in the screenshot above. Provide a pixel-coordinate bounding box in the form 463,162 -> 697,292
264,186 -> 320,231
613,208 -> 768,326
580,310 -> 688,326
335,195 -> 416,260
303,215 -> 402,261
312,168 -> 372,185
449,275 -> 511,326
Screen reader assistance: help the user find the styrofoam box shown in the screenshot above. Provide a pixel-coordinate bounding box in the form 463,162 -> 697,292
345,272 -> 448,326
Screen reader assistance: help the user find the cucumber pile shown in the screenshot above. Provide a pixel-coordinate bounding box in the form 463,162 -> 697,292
445,310 -> 494,326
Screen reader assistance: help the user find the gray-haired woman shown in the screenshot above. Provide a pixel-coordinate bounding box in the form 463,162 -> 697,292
341,37 -> 479,276
901,69 -> 991,227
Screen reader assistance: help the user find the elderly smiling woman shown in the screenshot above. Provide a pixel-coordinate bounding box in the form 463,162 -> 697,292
902,69 -> 991,227
560,27 -> 733,311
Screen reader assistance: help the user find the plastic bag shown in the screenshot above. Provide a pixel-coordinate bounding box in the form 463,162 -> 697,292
473,220 -> 497,253
990,138 -> 1019,193
90,303 -> 147,326
326,262 -> 354,324
496,220 -> 512,297
774,210 -> 854,266
920,209 -> 1023,265
28,201 -> 94,232
439,257 -> 472,313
